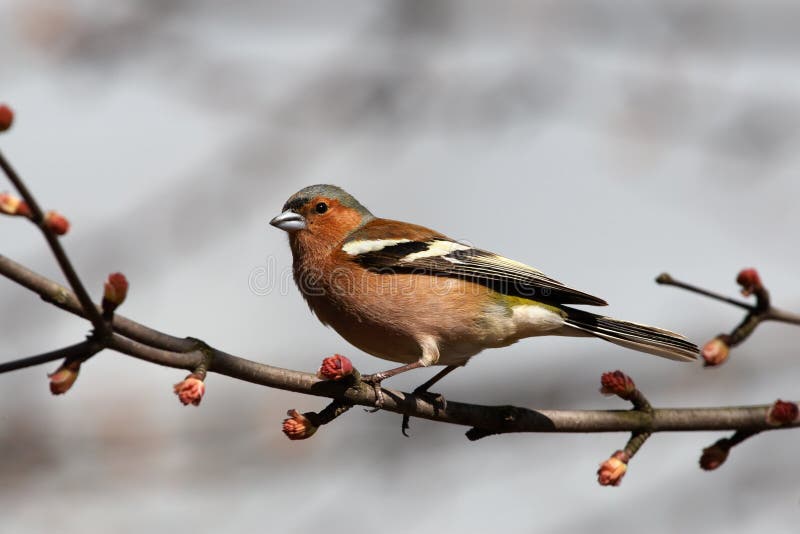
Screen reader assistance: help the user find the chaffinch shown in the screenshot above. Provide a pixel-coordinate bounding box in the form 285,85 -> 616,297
270,185 -> 698,397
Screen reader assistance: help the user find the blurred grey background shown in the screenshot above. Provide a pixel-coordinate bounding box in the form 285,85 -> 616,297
1,1 -> 799,533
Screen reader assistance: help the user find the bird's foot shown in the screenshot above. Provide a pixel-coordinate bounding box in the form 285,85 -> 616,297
401,389 -> 447,437
361,372 -> 388,412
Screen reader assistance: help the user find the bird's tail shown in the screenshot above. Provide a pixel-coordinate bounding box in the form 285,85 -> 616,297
562,307 -> 698,362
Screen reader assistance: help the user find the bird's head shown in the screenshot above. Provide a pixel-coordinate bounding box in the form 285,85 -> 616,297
270,184 -> 374,250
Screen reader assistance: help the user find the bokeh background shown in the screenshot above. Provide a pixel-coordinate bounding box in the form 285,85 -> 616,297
2,1 -> 799,533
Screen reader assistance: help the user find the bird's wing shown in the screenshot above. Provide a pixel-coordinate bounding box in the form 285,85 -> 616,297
340,220 -> 607,306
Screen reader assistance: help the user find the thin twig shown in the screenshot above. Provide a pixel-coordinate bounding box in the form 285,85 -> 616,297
700,429 -> 762,471
658,271 -> 800,365
306,399 -> 353,427
624,430 -> 651,459
658,271 -> 800,326
656,273 -> 753,311
0,149 -> 109,335
0,339 -> 102,373
764,307 -> 800,326
0,254 -> 191,353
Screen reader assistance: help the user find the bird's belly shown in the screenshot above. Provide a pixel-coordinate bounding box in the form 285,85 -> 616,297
300,271 -> 564,367
302,273 -> 497,365
305,294 -> 423,364
331,319 -> 423,365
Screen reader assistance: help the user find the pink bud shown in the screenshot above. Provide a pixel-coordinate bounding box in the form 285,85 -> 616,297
48,360 -> 80,395
282,409 -> 318,440
44,211 -> 70,235
317,354 -> 354,381
173,374 -> 205,406
0,104 -> 13,132
766,399 -> 799,426
599,370 -> 636,399
701,337 -> 730,367
102,272 -> 129,313
597,450 -> 629,487
0,192 -> 30,217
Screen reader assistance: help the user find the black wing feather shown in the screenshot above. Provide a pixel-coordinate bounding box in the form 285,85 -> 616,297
350,239 -> 607,306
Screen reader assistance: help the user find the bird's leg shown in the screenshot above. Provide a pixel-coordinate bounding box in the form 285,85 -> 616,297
362,361 -> 428,410
411,365 -> 459,395
402,365 -> 458,436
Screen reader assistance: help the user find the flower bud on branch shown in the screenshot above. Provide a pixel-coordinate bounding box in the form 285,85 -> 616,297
599,370 -> 636,400
0,104 -> 13,132
597,450 -> 629,486
174,374 -> 205,406
699,440 -> 730,471
701,335 -> 730,367
48,360 -> 81,395
44,211 -> 70,235
736,268 -> 763,297
766,399 -> 799,426
282,409 -> 318,440
317,354 -> 354,381
102,272 -> 129,316
0,192 -> 30,217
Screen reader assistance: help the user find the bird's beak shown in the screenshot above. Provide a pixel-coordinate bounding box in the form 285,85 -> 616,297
270,210 -> 307,232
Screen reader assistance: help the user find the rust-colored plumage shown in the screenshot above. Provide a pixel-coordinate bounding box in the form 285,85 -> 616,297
270,184 -> 698,390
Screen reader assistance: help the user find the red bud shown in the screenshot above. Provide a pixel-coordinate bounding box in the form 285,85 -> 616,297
102,272 -> 129,314
599,370 -> 636,399
44,211 -> 70,235
766,399 -> 799,426
317,354 -> 354,381
699,442 -> 729,471
736,268 -> 762,297
0,104 -> 13,132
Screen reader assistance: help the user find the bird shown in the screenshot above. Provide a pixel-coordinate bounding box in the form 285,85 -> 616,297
270,184 -> 698,411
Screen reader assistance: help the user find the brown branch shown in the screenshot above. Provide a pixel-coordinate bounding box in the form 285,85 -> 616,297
0,339 -> 102,373
0,149 -> 109,336
1,255 -> 798,436
657,270 -> 800,329
593,371 -> 654,485
657,270 -> 800,366
656,273 -> 754,311
0,254 -> 194,353
763,307 -> 800,326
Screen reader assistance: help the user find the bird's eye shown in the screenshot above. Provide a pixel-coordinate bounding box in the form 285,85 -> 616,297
315,202 -> 328,214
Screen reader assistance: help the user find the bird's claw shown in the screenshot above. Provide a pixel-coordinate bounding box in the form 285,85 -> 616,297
402,389 -> 447,436
361,372 -> 387,412
401,414 -> 412,436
